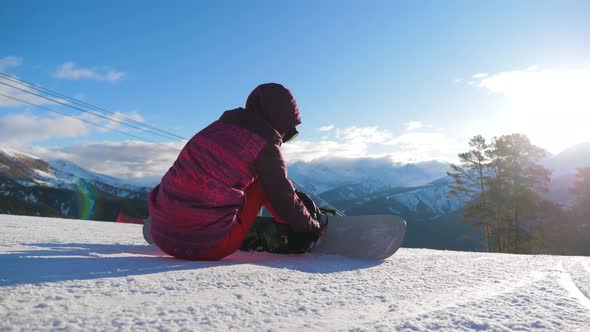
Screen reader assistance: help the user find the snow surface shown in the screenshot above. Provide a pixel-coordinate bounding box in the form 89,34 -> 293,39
1,215 -> 590,331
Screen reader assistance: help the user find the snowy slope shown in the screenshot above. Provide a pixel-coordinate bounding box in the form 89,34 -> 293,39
49,159 -> 143,193
545,142 -> 590,176
288,158 -> 450,194
0,147 -> 149,198
322,177 -> 463,219
543,143 -> 590,204
1,215 -> 590,331
385,181 -> 463,218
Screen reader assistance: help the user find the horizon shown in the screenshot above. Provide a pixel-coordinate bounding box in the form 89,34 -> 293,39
1,1 -> 589,181
1,141 -> 588,188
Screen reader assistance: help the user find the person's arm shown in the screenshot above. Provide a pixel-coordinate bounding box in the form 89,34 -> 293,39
254,141 -> 319,233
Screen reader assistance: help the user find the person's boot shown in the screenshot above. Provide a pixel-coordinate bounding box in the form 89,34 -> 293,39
240,217 -> 290,253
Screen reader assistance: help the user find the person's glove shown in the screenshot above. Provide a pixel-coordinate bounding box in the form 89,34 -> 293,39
286,213 -> 329,253
295,190 -> 321,220
317,213 -> 329,238
289,190 -> 329,252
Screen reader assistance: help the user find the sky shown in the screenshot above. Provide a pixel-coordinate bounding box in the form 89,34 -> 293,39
1,0 -> 589,182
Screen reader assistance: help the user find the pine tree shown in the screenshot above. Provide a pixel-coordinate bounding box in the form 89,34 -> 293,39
569,167 -> 590,254
487,134 -> 551,253
537,167 -> 590,256
450,134 -> 552,253
485,140 -> 509,252
570,167 -> 590,220
448,135 -> 493,251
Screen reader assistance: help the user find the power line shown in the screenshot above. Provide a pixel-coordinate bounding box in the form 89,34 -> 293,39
0,72 -> 188,141
0,79 -> 184,142
0,92 -> 181,152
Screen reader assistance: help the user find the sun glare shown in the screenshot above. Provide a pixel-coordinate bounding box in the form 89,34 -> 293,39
478,67 -> 590,153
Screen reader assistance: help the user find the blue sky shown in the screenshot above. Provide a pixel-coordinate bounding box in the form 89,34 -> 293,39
1,1 -> 589,181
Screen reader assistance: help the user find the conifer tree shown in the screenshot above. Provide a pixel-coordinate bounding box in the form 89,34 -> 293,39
450,134 -> 551,253
570,167 -> 590,220
487,134 -> 551,253
448,135 -> 493,251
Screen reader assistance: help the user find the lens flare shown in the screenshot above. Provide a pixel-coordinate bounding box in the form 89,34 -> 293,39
74,179 -> 96,220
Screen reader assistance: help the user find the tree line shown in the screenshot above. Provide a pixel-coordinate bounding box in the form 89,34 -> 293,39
448,133 -> 589,255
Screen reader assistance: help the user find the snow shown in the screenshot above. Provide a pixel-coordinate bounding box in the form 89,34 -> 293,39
1,215 -> 589,331
1,147 -> 149,200
59,202 -> 71,216
391,183 -> 463,217
24,193 -> 38,203
15,180 -> 36,187
48,159 -> 140,191
0,147 -> 40,161
289,158 -> 450,195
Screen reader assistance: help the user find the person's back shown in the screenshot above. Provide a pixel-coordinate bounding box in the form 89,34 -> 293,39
148,83 -> 322,260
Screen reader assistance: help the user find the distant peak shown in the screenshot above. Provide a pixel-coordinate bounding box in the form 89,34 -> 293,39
0,147 -> 42,161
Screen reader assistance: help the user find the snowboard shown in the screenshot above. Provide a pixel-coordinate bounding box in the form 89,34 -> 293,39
311,214 -> 406,260
139,212 -> 406,260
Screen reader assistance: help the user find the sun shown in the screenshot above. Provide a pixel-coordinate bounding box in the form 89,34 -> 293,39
481,67 -> 590,154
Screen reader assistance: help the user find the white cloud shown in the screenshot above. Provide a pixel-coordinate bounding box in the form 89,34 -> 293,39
471,65 -> 590,153
387,132 -> 455,162
282,139 -> 368,162
7,123 -> 456,184
335,126 -> 393,144
0,114 -> 89,147
55,62 -> 126,82
0,109 -> 148,147
283,125 -> 457,163
318,125 -> 335,132
23,132 -> 453,183
404,121 -> 424,131
31,141 -> 183,185
0,56 -> 23,71
472,73 -> 488,79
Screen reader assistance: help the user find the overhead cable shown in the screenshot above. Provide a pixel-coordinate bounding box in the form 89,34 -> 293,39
0,77 -> 188,142
0,92 -> 181,152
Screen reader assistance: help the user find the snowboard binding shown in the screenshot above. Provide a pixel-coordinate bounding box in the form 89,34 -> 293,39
239,190 -> 332,254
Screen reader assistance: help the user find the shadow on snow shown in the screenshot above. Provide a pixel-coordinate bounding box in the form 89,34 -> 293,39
0,242 -> 383,286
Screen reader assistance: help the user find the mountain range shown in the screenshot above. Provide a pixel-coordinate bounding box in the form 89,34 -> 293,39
1,143 -> 589,251
0,148 -> 150,220
542,143 -> 590,204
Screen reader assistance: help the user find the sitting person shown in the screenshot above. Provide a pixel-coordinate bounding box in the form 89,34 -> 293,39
147,83 -> 325,260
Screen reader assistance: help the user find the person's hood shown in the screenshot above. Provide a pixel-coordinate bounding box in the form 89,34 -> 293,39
245,83 -> 301,137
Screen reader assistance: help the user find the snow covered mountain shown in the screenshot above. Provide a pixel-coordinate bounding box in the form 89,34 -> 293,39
288,158 -> 456,218
0,147 -> 149,198
289,158 -> 467,243
544,143 -> 590,204
288,158 -> 450,194
318,177 -> 461,219
0,147 -> 150,220
316,177 -> 478,251
1,215 -> 589,331
545,142 -> 590,176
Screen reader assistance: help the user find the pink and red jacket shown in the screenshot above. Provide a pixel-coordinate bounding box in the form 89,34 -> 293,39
148,84 -> 315,257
